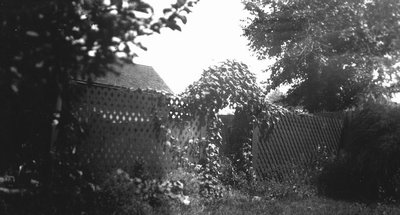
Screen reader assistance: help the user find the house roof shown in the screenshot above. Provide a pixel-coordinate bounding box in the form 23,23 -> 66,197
93,63 -> 173,94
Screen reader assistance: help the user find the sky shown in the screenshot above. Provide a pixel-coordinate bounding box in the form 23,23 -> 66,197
134,0 -> 400,103
135,0 -> 272,94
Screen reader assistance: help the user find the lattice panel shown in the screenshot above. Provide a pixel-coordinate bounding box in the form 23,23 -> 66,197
168,118 -> 206,146
166,96 -> 207,163
253,113 -> 343,181
74,83 -> 206,181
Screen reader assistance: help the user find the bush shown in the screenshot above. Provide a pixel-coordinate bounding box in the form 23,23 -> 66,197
96,168 -> 194,215
0,162 -> 98,215
219,156 -> 249,190
97,170 -> 153,215
318,101 -> 400,202
246,165 -> 317,201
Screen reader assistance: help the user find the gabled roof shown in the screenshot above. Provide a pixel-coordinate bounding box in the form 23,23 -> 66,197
94,63 -> 173,94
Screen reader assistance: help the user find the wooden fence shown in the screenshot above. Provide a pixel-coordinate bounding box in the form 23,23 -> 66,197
252,113 -> 343,180
74,82 -> 206,181
75,82 -> 345,181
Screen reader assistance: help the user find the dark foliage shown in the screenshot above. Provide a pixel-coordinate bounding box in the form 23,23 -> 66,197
318,101 -> 400,202
222,110 -> 254,175
0,0 -> 199,214
0,0 -> 199,175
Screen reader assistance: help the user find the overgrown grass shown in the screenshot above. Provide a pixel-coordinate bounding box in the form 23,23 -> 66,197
86,139 -> 400,215
88,167 -> 400,215
149,191 -> 400,215
2,166 -> 400,214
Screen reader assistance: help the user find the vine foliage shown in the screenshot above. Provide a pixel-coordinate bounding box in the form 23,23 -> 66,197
166,60 -> 285,198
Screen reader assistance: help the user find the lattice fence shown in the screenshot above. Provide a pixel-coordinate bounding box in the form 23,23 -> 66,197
74,82 -> 206,181
252,113 -> 343,180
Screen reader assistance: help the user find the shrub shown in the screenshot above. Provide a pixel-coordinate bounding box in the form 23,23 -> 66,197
0,162 -> 98,215
219,156 -> 249,190
96,168 -> 192,215
97,169 -> 153,215
246,164 -> 318,201
318,101 -> 400,202
164,168 -> 201,200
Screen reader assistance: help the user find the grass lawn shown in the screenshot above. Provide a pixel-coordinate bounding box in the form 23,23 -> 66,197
166,194 -> 400,215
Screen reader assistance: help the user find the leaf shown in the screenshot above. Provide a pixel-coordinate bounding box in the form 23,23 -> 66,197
135,2 -> 153,13
183,7 -> 192,13
26,31 -> 39,37
151,23 -> 161,33
177,14 -> 187,24
11,84 -> 19,93
163,8 -> 173,14
176,0 -> 187,8
35,61 -> 44,68
137,42 -> 148,51
167,22 -> 181,31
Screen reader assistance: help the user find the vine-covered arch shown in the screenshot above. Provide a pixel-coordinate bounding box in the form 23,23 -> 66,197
172,60 -> 285,183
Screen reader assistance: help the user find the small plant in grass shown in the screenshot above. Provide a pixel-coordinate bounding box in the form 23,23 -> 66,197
242,149 -> 333,202
164,168 -> 201,200
219,156 -> 249,190
98,169 -> 152,215
246,166 -> 317,201
97,160 -> 193,214
164,134 -> 226,201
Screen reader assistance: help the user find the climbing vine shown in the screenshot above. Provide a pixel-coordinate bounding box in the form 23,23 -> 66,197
181,59 -> 284,139
165,60 -> 285,197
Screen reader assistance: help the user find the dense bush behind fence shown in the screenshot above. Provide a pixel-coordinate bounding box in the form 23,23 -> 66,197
324,102 -> 400,200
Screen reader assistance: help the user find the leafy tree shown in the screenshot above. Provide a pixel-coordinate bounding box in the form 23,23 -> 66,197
243,0 -> 400,112
0,0 -> 198,199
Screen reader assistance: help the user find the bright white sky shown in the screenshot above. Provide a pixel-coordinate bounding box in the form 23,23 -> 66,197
135,0 -> 272,94
134,0 -> 400,103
